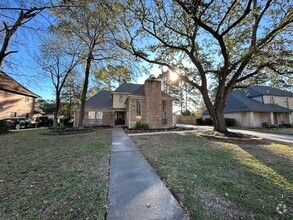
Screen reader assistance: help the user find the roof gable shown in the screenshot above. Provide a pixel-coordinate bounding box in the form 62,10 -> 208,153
0,71 -> 38,98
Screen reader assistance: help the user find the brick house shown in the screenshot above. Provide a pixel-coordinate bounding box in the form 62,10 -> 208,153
203,86 -> 293,127
0,71 -> 39,119
74,79 -> 174,128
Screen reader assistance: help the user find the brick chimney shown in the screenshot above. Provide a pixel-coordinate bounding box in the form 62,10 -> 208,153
144,79 -> 162,128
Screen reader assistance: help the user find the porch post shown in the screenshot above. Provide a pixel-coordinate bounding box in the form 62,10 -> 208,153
270,112 -> 274,125
249,112 -> 255,127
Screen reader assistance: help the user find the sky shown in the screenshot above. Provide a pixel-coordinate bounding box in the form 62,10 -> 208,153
0,4 -> 163,101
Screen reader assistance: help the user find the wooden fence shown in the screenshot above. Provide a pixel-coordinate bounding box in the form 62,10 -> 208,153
176,115 -> 202,125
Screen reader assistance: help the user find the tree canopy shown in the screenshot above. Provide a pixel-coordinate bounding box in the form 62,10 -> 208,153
117,0 -> 293,132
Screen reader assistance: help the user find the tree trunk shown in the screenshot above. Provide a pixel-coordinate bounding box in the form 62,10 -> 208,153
212,107 -> 228,133
200,87 -> 228,133
53,94 -> 60,128
78,50 -> 93,128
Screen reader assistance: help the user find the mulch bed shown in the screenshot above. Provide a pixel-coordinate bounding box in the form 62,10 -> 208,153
45,128 -> 93,135
124,127 -> 195,134
199,131 -> 268,145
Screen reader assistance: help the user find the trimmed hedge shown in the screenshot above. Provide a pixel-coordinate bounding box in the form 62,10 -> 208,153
196,118 -> 236,126
0,120 -> 10,134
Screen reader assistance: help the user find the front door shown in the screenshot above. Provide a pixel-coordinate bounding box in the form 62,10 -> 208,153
115,112 -> 125,125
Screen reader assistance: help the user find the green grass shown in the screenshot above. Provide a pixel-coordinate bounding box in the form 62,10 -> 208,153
0,128 -> 112,219
131,132 -> 293,219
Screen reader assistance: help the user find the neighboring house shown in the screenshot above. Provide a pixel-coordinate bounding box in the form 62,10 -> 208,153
0,71 -> 40,119
203,86 -> 293,127
74,79 -> 174,128
41,107 -> 55,119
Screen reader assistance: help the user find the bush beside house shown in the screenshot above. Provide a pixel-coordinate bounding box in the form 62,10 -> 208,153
196,118 -> 236,126
0,120 -> 10,134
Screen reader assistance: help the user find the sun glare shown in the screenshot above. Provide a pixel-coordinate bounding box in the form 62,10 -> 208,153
169,71 -> 178,81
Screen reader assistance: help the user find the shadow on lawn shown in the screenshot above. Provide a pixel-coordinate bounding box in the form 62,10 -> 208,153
237,143 -> 293,183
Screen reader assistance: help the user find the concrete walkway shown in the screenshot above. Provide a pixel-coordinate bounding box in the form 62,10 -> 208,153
107,127 -> 188,220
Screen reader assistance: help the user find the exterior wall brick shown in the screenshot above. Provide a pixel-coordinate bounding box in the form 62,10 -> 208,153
128,98 -> 146,128
103,112 -> 115,126
127,80 -> 173,129
0,90 -> 36,119
144,79 -> 162,128
74,110 -> 115,127
163,99 -> 173,128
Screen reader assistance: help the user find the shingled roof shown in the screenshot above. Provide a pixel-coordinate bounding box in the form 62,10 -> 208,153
114,83 -> 142,93
247,86 -> 293,97
224,90 -> 292,113
84,91 -> 113,110
203,88 -> 293,115
0,71 -> 38,98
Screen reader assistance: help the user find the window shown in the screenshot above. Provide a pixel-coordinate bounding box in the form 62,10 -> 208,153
136,100 -> 141,116
270,97 -> 274,104
119,95 -> 123,103
96,112 -> 103,125
285,97 -> 289,108
88,111 -> 103,125
88,111 -> 95,124
162,100 -> 166,112
96,112 -> 103,119
25,96 -> 30,102
162,100 -> 167,124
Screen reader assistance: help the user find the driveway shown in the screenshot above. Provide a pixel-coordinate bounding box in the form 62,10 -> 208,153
176,124 -> 293,144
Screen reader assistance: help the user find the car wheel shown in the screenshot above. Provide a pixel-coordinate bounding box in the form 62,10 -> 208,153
16,124 -> 21,130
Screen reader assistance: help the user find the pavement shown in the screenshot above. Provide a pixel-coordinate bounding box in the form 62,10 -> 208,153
107,127 -> 188,220
176,124 -> 293,144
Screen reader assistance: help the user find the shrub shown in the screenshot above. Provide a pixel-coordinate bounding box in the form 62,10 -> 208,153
262,122 -> 279,128
135,123 -> 141,129
0,120 -> 10,134
225,118 -> 236,126
261,122 -> 270,128
135,123 -> 149,130
141,123 -> 149,130
196,118 -> 204,125
204,118 -> 213,125
280,123 -> 292,128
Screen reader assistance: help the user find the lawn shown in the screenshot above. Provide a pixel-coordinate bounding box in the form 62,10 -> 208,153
0,128 -> 112,219
131,132 -> 293,219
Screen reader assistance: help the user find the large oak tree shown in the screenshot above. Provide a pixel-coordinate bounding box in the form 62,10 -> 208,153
117,0 -> 293,133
